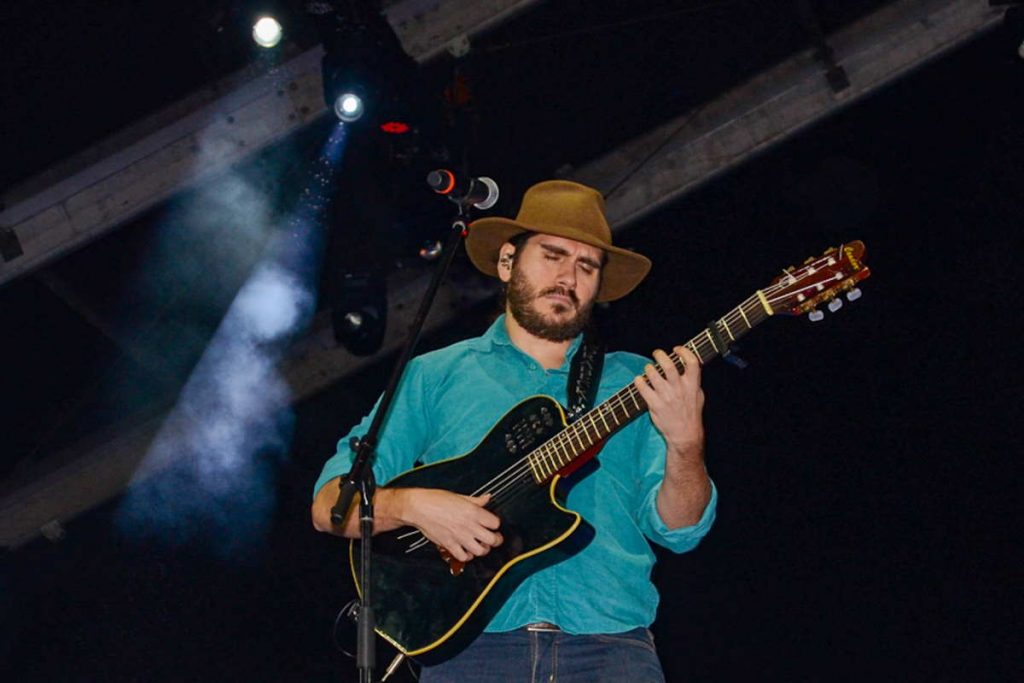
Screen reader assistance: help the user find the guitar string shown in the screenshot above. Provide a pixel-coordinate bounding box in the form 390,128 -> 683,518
472,287 -> 780,501
401,354 -> 670,552
398,286 -> 785,552
398,298 -> 760,552
485,269 -> 846,503
400,386 -> 650,553
398,272 -> 839,552
468,269 -> 851,518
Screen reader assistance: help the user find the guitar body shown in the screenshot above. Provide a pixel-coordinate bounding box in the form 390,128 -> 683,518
349,395 -> 585,663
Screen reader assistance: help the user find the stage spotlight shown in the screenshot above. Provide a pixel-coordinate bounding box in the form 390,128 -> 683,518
252,16 -> 283,48
315,2 -> 419,130
334,92 -> 365,122
332,271 -> 387,356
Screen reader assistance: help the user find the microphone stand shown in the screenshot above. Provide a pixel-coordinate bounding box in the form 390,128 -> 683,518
330,202 -> 475,683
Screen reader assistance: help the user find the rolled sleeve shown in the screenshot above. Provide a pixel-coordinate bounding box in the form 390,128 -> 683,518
639,478 -> 717,553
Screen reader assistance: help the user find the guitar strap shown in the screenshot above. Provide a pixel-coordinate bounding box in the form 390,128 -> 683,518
565,327 -> 604,424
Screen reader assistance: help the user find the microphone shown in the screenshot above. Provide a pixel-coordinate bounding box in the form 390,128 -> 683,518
426,169 -> 499,210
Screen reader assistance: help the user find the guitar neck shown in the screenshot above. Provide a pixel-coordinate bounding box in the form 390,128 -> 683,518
525,291 -> 774,483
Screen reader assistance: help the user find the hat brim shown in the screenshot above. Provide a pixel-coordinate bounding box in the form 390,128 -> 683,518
467,217 -> 652,302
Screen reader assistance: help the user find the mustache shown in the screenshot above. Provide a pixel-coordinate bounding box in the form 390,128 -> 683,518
538,286 -> 579,306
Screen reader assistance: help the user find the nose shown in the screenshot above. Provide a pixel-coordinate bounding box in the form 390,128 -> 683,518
555,261 -> 577,290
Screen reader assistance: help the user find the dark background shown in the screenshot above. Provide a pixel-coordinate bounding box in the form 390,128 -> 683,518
2,2 -> 1022,681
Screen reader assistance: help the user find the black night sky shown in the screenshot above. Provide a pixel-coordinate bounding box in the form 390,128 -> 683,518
2,2 -> 1021,682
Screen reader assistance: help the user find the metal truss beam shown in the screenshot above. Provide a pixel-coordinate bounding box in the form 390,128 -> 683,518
0,0 -> 543,289
572,0 -> 1003,227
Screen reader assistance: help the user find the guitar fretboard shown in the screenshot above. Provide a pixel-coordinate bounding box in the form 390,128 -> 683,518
524,291 -> 773,483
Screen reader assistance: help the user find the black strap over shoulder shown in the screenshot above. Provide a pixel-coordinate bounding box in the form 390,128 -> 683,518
566,328 -> 605,424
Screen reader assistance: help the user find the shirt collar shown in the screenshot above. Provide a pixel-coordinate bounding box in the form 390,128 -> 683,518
479,314 -> 583,373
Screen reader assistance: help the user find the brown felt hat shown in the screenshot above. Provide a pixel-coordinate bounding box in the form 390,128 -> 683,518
466,180 -> 651,302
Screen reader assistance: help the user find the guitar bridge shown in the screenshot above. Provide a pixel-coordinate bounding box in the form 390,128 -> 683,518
436,545 -> 465,576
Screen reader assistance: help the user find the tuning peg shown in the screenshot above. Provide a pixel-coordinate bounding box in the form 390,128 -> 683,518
846,287 -> 862,301
827,298 -> 843,313
808,309 -> 824,322
804,257 -> 816,265
824,247 -> 837,254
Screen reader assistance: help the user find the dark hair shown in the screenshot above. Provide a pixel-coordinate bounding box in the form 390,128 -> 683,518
505,231 -> 533,264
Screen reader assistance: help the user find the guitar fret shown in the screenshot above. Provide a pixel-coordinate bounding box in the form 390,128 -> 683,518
547,442 -> 560,471
704,328 -> 717,352
598,408 -> 610,434
577,420 -> 591,445
701,339 -> 713,360
629,389 -> 640,412
529,453 -> 542,481
559,435 -> 572,463
721,317 -> 735,341
551,442 -> 564,471
528,454 -> 542,483
738,303 -> 751,328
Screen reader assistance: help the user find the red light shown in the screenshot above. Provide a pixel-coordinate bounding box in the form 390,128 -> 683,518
380,121 -> 410,134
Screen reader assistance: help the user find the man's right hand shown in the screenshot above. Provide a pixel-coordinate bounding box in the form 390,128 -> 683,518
400,489 -> 504,563
312,481 -> 503,563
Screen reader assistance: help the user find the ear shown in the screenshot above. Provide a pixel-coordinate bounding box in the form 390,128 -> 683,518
497,243 -> 516,284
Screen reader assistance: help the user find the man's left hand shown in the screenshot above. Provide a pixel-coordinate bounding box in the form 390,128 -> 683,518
633,346 -> 705,459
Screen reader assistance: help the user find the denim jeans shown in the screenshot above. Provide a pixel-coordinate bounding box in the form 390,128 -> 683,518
419,627 -> 665,683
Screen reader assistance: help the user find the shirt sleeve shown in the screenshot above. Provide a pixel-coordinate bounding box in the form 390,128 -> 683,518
312,358 -> 431,500
634,417 -> 718,553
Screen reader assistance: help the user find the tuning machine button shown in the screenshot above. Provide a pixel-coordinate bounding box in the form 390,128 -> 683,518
808,309 -> 825,322
827,298 -> 843,313
846,287 -> 862,301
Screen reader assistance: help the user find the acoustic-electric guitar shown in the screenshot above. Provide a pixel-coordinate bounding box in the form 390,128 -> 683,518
347,241 -> 871,663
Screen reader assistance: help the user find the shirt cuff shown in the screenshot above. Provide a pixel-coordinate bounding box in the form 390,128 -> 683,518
643,478 -> 718,553
312,453 -> 356,501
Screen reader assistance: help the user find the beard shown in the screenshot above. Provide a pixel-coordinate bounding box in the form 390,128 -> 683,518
506,267 -> 595,342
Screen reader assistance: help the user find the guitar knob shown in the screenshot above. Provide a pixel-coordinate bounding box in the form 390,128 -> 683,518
846,287 -> 862,301
827,298 -> 843,313
808,309 -> 824,322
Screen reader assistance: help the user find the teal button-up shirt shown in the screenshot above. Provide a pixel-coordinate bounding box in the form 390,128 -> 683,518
314,315 -> 717,634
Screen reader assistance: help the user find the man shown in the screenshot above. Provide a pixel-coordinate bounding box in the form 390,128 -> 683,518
312,180 -> 717,682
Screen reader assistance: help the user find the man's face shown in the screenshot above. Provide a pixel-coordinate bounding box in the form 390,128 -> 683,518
502,235 -> 604,342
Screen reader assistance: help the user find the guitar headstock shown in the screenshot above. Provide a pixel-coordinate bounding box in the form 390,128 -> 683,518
765,241 -> 871,320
